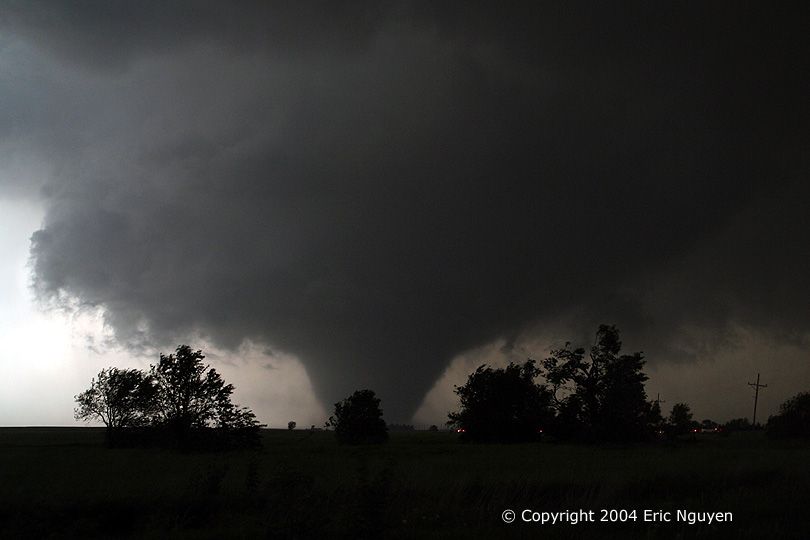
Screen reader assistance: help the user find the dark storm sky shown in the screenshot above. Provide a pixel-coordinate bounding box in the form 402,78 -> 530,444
1,2 -> 808,421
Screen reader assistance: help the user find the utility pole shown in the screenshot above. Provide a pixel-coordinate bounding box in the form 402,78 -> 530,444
747,373 -> 767,427
654,393 -> 666,415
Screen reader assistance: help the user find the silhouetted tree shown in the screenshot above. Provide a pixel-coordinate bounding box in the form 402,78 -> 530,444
331,389 -> 388,444
724,417 -> 753,432
448,360 -> 554,443
646,400 -> 666,435
288,421 -> 296,430
150,345 -> 261,447
216,400 -> 263,447
542,325 -> 652,441
668,403 -> 693,436
701,419 -> 718,431
74,367 -> 156,446
767,392 -> 810,439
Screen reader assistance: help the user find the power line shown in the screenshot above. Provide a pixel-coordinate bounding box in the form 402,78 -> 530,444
747,373 -> 768,427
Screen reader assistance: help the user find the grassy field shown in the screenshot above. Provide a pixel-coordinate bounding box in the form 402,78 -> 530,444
0,428 -> 807,539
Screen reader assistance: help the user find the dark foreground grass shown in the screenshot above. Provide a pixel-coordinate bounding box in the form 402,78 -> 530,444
0,428 -> 807,539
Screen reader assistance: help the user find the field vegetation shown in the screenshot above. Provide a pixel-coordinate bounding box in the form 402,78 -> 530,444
0,428 -> 807,539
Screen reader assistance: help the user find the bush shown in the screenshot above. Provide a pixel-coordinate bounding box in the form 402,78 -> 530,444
388,424 -> 415,432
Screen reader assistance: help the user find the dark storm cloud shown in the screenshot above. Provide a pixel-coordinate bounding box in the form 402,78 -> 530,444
3,2 -> 808,419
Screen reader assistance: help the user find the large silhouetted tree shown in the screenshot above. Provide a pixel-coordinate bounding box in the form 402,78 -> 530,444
646,400 -> 665,435
543,325 -> 653,441
668,402 -> 694,436
74,367 -> 156,446
150,345 -> 261,446
767,392 -> 810,439
448,360 -> 554,442
330,389 -> 388,444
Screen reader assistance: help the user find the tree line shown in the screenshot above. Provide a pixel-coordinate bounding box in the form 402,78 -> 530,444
77,326 -> 810,448
449,324 -> 677,443
447,325 -> 810,442
297,325 -> 661,445
323,325 -> 810,445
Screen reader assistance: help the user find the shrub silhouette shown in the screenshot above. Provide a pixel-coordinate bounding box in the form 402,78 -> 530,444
330,389 -> 388,444
388,424 -> 415,432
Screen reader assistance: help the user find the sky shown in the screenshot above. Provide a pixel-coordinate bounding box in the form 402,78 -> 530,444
0,2 -> 808,426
